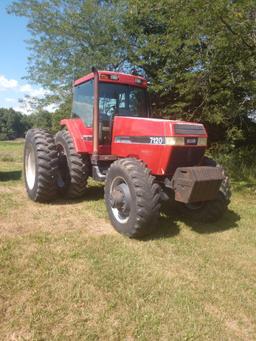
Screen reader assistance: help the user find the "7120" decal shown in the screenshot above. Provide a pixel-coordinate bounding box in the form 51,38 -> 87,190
149,137 -> 165,144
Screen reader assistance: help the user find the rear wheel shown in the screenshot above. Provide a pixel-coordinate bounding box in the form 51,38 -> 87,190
55,130 -> 90,198
105,158 -> 160,238
24,129 -> 58,202
180,157 -> 231,222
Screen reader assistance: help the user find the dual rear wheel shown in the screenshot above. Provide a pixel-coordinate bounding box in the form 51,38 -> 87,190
24,129 -> 89,202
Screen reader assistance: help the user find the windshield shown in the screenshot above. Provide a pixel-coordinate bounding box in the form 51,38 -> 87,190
99,82 -> 149,118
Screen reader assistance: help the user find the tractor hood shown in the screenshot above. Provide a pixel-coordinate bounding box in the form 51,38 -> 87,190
111,116 -> 208,176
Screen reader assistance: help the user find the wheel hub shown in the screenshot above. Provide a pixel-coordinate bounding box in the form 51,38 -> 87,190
110,178 -> 131,223
110,188 -> 124,209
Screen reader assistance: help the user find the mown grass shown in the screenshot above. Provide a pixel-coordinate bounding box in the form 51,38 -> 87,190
0,140 -> 256,340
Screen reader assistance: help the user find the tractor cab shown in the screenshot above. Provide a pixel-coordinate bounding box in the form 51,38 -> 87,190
71,70 -> 149,145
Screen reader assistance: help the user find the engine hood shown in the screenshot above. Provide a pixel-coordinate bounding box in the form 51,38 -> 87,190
111,116 -> 208,176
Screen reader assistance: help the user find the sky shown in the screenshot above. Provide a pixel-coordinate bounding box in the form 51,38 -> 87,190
0,0 -> 47,114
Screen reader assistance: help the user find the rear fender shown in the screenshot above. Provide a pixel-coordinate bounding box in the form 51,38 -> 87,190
60,118 -> 93,153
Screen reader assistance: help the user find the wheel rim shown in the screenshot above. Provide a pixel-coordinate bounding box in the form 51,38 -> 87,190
109,176 -> 132,224
25,145 -> 36,190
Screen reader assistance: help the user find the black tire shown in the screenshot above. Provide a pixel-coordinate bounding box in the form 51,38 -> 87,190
55,130 -> 90,198
180,156 -> 231,222
23,128 -> 58,202
104,158 -> 160,238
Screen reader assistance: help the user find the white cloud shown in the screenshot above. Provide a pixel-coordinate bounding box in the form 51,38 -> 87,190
5,97 -> 17,103
13,104 -> 29,115
0,74 -> 57,115
45,103 -> 58,112
0,75 -> 18,91
19,84 -> 49,97
13,95 -> 57,115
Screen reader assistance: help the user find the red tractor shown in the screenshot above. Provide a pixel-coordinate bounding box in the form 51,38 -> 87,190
24,68 -> 231,238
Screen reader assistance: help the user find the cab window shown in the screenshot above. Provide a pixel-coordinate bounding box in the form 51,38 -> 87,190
72,80 -> 94,127
99,83 -> 149,118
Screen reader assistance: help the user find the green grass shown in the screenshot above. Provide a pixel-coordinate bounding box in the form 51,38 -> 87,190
0,140 -> 256,340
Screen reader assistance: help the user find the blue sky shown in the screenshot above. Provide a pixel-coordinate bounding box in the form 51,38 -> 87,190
0,0 -> 46,113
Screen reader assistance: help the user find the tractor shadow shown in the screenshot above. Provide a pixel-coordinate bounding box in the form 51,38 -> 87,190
142,216 -> 180,241
160,205 -> 240,235
52,184 -> 240,238
0,170 -> 22,182
53,185 -> 104,205
185,210 -> 240,234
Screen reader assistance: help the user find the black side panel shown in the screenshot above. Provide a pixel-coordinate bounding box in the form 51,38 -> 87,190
174,124 -> 206,135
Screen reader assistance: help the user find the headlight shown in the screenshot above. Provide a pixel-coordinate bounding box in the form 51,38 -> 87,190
197,137 -> 207,146
165,137 -> 207,146
165,137 -> 185,145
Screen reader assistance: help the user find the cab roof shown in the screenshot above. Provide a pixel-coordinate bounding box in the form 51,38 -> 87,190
74,70 -> 147,88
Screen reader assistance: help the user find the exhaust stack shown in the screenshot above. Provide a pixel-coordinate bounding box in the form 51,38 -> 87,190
92,66 -> 99,161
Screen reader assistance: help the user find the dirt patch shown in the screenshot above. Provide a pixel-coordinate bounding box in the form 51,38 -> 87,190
0,184 -> 114,238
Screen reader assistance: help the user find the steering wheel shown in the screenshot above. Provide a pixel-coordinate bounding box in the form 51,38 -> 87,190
105,105 -> 116,117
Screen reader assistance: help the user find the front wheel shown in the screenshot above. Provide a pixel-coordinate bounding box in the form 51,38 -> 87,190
104,158 -> 160,238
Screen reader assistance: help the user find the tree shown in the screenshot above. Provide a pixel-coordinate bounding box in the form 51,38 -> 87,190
0,108 -> 29,140
8,0 -> 256,144
27,110 -> 53,130
125,0 -> 256,143
8,0 -> 128,100
51,99 -> 72,133
0,108 -> 31,140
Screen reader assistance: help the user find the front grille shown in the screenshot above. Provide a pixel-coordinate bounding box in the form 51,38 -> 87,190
174,123 -> 206,135
166,147 -> 205,175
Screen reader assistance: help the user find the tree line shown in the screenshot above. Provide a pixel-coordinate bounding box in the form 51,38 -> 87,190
4,0 -> 256,146
0,107 -> 67,140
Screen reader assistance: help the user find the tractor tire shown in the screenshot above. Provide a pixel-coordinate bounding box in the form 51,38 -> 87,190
104,158 -> 161,238
55,130 -> 90,199
23,128 -> 58,202
180,156 -> 231,222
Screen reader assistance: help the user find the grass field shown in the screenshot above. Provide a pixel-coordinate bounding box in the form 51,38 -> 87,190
0,140 -> 256,340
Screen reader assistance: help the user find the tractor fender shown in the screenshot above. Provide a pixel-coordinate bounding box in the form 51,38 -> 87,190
60,118 -> 93,154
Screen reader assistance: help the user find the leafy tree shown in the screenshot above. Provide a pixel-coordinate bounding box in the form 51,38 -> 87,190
126,0 -> 256,143
8,0 -> 256,144
8,0 -> 128,99
0,108 -> 30,140
27,110 -> 53,130
51,99 -> 72,133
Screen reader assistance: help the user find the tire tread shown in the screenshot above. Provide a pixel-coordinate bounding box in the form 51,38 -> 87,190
24,128 -> 58,202
105,158 -> 160,238
55,130 -> 90,198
